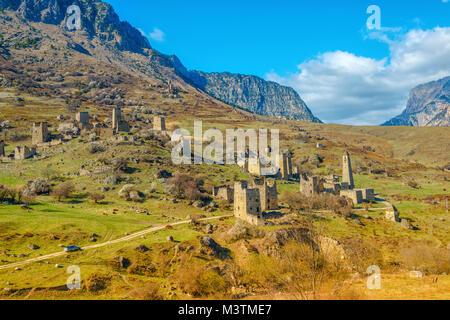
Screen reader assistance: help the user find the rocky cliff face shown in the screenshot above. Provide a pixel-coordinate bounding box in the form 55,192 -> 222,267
383,76 -> 449,127
0,0 -> 151,53
185,71 -> 321,122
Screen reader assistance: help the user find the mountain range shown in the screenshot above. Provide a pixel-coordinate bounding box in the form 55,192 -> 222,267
383,76 -> 449,127
0,0 -> 320,122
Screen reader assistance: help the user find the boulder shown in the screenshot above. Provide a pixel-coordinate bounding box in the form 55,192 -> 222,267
154,170 -> 172,179
118,256 -> 131,268
23,179 -> 50,196
385,205 -> 400,222
201,236 -> 219,251
129,190 -> 143,202
118,184 -> 135,199
401,219 -> 413,230
104,176 -> 118,185
28,244 -> 39,250
205,224 -> 214,234
135,245 -> 149,253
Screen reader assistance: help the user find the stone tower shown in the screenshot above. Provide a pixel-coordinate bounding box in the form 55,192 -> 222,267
234,181 -> 263,225
112,107 -> 121,131
0,140 -> 5,157
252,178 -> 278,211
343,151 -> 354,189
76,112 -> 89,125
299,174 -> 320,196
32,122 -> 49,145
279,151 -> 293,179
153,116 -> 166,131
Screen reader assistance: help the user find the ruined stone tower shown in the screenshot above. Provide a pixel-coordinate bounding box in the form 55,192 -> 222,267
343,151 -> 354,189
252,178 -> 278,211
279,151 -> 293,179
0,140 -> 5,157
112,107 -> 130,132
234,181 -> 263,226
299,174 -> 320,196
153,116 -> 166,131
76,112 -> 89,125
32,122 -> 49,145
112,107 -> 121,131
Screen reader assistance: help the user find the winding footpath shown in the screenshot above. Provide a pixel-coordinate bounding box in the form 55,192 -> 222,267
0,215 -> 233,271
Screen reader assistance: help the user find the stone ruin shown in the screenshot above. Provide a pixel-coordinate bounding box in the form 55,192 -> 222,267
76,112 -> 93,130
241,150 -> 294,180
385,203 -> 400,222
153,116 -> 166,131
298,151 -> 376,205
278,151 -> 293,179
32,122 -> 49,146
213,185 -> 234,203
252,177 -> 279,211
0,140 -> 4,158
112,107 -> 130,133
232,178 -> 279,226
342,151 -> 354,189
339,151 -> 375,204
15,146 -> 36,160
300,174 -> 320,196
234,181 -> 264,226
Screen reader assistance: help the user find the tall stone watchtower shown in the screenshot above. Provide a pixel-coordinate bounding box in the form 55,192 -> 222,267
279,151 -> 293,179
153,116 -> 166,131
0,140 -> 5,157
234,181 -> 262,225
343,151 -> 354,189
252,178 -> 278,211
112,107 -> 121,131
76,112 -> 89,125
32,122 -> 49,145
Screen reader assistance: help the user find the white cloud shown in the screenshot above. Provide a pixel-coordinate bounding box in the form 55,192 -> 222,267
149,28 -> 165,42
266,27 -> 450,125
138,27 -> 166,42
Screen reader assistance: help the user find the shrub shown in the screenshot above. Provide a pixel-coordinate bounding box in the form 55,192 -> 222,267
406,179 -> 420,189
90,192 -> 105,204
128,283 -> 163,300
399,243 -> 450,275
87,142 -> 105,154
0,185 -> 17,202
21,194 -> 36,206
343,239 -> 384,273
175,264 -> 229,297
112,157 -> 129,173
164,174 -> 209,201
84,273 -> 111,293
51,181 -> 75,201
281,192 -> 353,217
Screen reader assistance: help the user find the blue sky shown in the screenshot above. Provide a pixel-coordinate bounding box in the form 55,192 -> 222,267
105,0 -> 450,125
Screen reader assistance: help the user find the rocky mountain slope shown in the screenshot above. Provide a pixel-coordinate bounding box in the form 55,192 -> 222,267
0,0 -> 320,122
185,70 -> 321,122
383,76 -> 450,127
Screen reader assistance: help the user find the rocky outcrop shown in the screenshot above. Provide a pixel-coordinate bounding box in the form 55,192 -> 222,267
185,70 -> 321,122
0,0 -> 151,53
383,76 -> 449,127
